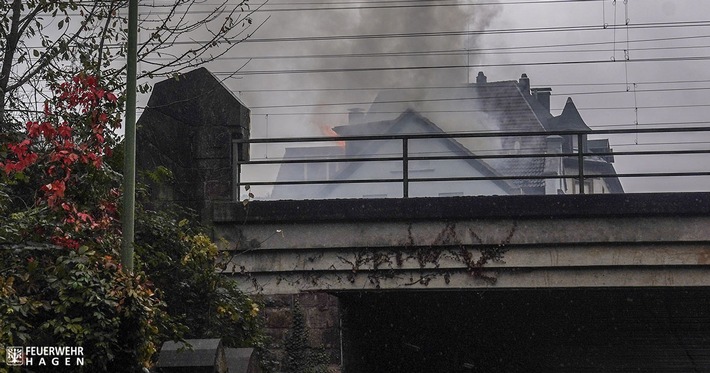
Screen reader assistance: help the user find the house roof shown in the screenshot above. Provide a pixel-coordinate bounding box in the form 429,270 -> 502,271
323,109 -> 519,196
361,74 -> 611,193
333,119 -> 397,137
588,138 -> 615,163
365,78 -> 550,191
546,97 -> 592,133
272,72 -> 622,198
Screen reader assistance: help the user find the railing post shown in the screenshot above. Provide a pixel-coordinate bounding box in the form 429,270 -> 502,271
403,138 -> 409,198
577,133 -> 585,194
232,140 -> 241,201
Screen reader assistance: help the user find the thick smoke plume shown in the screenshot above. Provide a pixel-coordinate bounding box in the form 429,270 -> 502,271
226,1 -> 504,197
300,1 -> 503,112
293,0 -> 505,144
220,0 -> 503,136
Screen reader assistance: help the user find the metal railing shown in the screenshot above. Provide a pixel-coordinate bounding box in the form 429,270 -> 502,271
233,126 -> 710,199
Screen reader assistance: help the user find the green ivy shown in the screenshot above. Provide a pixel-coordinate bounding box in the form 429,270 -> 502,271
283,300 -> 330,373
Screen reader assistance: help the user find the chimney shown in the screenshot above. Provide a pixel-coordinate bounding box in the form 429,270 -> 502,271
531,87 -> 552,112
348,108 -> 364,124
475,71 -> 487,84
518,73 -> 530,95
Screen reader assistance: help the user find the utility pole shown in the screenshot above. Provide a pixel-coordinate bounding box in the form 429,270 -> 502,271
121,0 -> 138,274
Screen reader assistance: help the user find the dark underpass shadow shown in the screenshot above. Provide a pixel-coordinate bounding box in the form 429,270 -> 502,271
339,288 -> 710,373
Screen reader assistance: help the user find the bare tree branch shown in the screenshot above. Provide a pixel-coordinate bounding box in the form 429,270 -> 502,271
0,0 -> 266,128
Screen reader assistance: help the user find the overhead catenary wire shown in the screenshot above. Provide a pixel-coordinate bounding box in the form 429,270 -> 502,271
235,85 -> 710,97
136,0 -> 607,14
172,0 -> 606,7
22,28 -> 710,57
135,1 -> 710,193
235,78 -> 710,93
239,104 -> 710,121
210,55 -> 710,76
140,42 -> 710,63
130,20 -> 710,45
14,84 -> 710,117
14,7 -> 706,90
235,89 -> 710,111
14,1 -> 710,137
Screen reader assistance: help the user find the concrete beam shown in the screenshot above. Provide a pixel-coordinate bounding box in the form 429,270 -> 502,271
230,267 -> 710,294
214,194 -> 710,294
216,217 -> 710,252
223,244 -> 710,273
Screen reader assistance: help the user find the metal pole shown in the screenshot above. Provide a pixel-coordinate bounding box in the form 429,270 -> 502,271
232,140 -> 241,201
577,133 -> 585,195
402,139 -> 409,198
121,0 -> 138,274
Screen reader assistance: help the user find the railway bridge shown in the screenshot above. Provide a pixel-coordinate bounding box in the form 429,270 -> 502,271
212,193 -> 710,372
135,69 -> 710,372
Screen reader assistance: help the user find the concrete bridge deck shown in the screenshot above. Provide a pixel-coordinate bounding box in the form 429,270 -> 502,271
213,193 -> 710,294
210,193 -> 710,372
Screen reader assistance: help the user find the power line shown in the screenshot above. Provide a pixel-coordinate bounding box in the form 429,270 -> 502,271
20,18 -> 710,51
236,78 -> 710,93
130,20 -> 710,45
137,0 -> 607,14
141,42 -> 710,63
241,91 -> 710,110
243,102 -> 710,115
67,33 -> 710,64
201,0 -> 605,6
236,84 -> 710,96
213,55 -> 710,76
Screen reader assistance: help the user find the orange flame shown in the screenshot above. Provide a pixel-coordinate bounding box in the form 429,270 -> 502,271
319,124 -> 346,149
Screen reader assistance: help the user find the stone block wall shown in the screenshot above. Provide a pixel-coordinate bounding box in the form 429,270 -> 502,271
258,293 -> 341,372
136,69 -> 345,371
136,68 -> 250,222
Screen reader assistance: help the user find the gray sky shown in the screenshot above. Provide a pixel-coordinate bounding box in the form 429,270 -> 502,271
140,0 -> 710,195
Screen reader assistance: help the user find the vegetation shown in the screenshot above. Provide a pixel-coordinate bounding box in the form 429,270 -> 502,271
0,73 -> 268,372
0,0 -> 259,131
283,300 -> 330,373
134,206 -> 266,350
0,1 -> 272,371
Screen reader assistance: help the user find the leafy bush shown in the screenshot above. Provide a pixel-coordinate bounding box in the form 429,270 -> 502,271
0,73 -> 162,372
0,72 -> 269,372
0,247 -> 168,372
134,207 -> 266,349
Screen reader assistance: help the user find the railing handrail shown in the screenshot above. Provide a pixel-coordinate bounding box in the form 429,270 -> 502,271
237,149 -> 710,166
233,125 -> 710,145
233,126 -> 710,197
